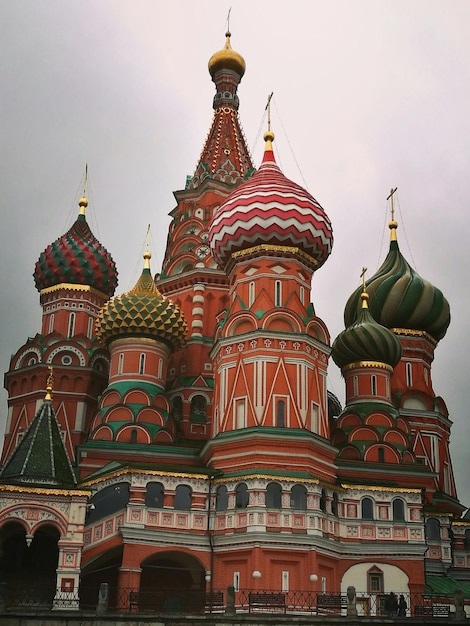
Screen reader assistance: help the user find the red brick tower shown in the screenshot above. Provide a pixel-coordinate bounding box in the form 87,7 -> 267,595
2,195 -> 117,464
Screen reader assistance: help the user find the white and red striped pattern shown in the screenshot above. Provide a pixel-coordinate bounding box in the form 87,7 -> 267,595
209,149 -> 333,268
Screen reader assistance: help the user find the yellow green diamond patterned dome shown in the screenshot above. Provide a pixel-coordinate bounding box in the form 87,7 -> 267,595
96,252 -> 187,349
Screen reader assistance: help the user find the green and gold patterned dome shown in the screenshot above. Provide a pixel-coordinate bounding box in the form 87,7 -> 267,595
34,197 -> 118,297
96,251 -> 187,349
344,221 -> 450,342
332,290 -> 402,370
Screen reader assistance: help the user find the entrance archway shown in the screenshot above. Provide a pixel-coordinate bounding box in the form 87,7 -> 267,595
138,550 -> 206,612
0,521 -> 60,607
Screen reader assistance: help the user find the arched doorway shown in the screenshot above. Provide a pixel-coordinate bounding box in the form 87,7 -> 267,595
0,521 -> 60,608
79,546 -> 123,610
137,551 -> 206,612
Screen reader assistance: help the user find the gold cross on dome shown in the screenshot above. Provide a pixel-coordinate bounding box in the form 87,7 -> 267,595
360,266 -> 367,291
387,187 -> 398,221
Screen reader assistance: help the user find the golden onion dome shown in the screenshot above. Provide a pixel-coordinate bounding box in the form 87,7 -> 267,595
96,251 -> 187,350
208,31 -> 245,78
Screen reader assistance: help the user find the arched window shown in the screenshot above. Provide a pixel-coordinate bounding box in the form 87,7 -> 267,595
275,280 -> 282,306
139,353 -> 146,375
371,375 -> 377,396
406,362 -> 413,386
425,517 -> 441,540
87,316 -> 94,339
276,399 -> 285,427
320,489 -> 327,513
130,428 -> 137,443
331,492 -> 339,516
171,396 -> 183,421
146,482 -> 164,508
235,483 -> 249,508
378,447 -> 385,463
190,395 -> 206,422
215,485 -> 228,511
249,281 -> 255,307
68,312 -> 75,337
290,484 -> 307,510
392,498 -> 405,521
266,482 -> 282,509
174,485 -> 191,510
362,497 -> 374,520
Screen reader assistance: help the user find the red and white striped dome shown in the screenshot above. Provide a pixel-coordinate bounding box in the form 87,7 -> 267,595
209,131 -> 333,269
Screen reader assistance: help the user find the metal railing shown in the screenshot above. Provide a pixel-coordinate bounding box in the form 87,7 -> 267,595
0,583 -> 463,618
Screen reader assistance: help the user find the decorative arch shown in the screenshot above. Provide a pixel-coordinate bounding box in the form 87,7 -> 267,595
305,318 -> 330,344
364,444 -> 401,464
136,408 -> 165,426
337,413 -> 362,428
263,311 -> 301,333
124,390 -> 151,406
224,312 -> 258,337
154,429 -> 173,443
100,390 -> 122,407
383,430 -> 409,447
349,427 -> 380,442
364,413 -> 395,428
91,425 -> 114,441
115,425 -> 151,444
105,406 -> 134,423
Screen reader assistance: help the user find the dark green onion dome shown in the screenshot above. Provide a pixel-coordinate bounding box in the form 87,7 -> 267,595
343,221 -> 450,342
34,197 -> 118,297
332,290 -> 402,370
96,251 -> 187,350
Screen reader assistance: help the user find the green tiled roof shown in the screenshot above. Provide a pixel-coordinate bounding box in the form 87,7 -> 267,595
0,400 -> 76,488
425,574 -> 470,599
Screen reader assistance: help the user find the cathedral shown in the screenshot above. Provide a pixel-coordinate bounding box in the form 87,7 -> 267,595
0,29 -> 469,616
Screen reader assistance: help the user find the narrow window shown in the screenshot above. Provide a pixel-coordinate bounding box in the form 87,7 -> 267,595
392,498 -> 405,521
311,402 -> 319,432
118,353 -> 124,375
233,572 -> 240,592
215,485 -> 228,511
158,358 -> 163,378
331,492 -> 339,516
282,571 -> 289,592
235,398 -> 246,429
353,375 -> 358,396
275,280 -> 282,306
146,482 -> 164,508
249,281 -> 255,307
378,447 -> 385,463
299,286 -> 304,305
235,483 -> 248,508
464,529 -> 470,551
266,482 -> 282,508
276,399 -> 285,427
174,485 -> 191,510
48,313 -> 55,334
371,375 -> 377,396
321,577 -> 327,593
425,518 -> 441,540
87,316 -> 94,339
139,353 -> 146,375
130,428 -> 137,443
362,497 -> 374,520
290,484 -> 307,510
68,312 -> 75,337
320,489 -> 327,513
406,362 -> 413,386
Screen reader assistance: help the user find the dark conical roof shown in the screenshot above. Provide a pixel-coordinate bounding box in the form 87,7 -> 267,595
0,399 -> 77,489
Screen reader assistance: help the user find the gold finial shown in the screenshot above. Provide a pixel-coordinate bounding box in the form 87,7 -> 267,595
387,186 -> 398,241
45,366 -> 54,401
143,224 -> 152,269
263,92 -> 275,148
79,165 -> 89,215
360,266 -> 369,308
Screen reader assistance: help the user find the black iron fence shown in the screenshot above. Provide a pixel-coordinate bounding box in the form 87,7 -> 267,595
0,583 -> 465,618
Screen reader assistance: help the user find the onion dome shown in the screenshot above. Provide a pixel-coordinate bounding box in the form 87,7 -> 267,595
209,130 -> 333,269
208,31 -> 245,79
34,197 -> 118,297
332,290 -> 402,370
96,251 -> 187,350
344,220 -> 450,342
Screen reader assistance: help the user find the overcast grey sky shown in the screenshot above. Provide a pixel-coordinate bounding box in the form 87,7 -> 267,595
1,1 -> 469,507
